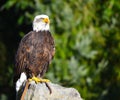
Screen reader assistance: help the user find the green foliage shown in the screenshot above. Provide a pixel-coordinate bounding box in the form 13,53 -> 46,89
0,0 -> 120,100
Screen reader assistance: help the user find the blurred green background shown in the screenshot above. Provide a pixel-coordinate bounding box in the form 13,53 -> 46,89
0,0 -> 120,100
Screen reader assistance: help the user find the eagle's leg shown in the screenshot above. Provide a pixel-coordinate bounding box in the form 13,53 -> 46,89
28,75 -> 52,94
28,76 -> 50,84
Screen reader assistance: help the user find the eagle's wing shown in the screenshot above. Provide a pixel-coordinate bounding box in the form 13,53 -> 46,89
14,32 -> 33,83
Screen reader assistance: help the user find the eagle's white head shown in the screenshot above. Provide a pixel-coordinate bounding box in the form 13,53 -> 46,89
33,14 -> 50,32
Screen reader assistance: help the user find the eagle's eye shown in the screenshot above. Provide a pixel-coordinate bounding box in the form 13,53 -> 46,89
35,18 -> 42,22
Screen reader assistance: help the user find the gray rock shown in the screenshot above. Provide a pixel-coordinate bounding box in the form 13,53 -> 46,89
18,82 -> 82,100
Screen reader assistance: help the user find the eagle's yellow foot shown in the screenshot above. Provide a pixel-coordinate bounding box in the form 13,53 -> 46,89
28,76 -> 50,84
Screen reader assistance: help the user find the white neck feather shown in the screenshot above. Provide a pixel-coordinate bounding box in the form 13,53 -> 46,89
33,22 -> 50,32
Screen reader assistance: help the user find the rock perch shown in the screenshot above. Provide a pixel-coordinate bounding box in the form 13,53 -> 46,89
17,82 -> 82,100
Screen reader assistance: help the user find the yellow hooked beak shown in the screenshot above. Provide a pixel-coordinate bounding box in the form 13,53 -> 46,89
43,18 -> 50,23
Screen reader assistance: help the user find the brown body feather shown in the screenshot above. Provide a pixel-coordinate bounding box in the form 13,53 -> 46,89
14,31 -> 55,83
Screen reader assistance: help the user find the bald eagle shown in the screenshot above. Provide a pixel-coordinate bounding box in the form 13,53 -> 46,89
14,15 -> 55,94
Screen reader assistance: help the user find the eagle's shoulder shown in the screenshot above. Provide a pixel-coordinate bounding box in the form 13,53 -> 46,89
20,31 -> 34,43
